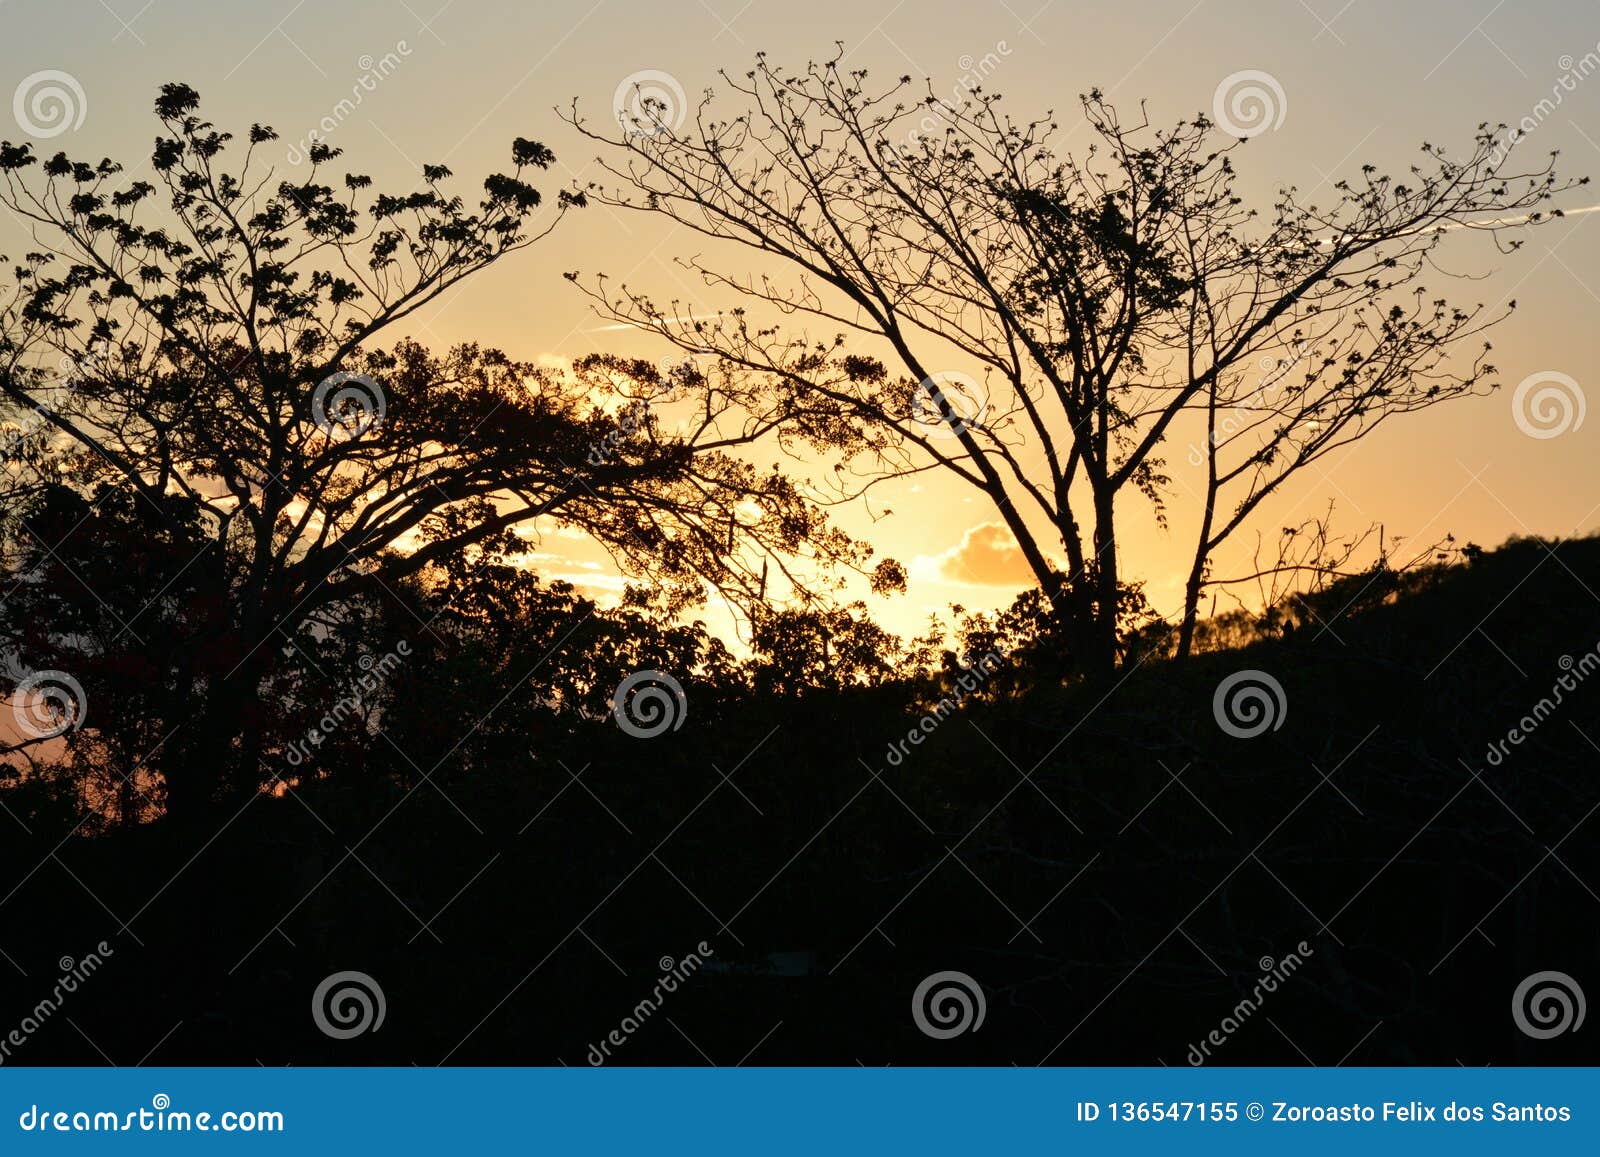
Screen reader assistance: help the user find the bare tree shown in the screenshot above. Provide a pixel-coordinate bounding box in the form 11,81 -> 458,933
565,49 -> 1584,675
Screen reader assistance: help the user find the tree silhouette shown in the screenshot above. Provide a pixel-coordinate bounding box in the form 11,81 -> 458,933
0,84 -> 882,816
566,50 -> 1584,674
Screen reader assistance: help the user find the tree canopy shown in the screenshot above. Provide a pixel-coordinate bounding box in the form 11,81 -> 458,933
567,51 -> 1585,671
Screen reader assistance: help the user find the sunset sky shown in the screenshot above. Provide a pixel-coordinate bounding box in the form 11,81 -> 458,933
4,0 -> 1598,645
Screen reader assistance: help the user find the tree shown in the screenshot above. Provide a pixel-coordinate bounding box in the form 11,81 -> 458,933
747,602 -> 905,697
0,485 -> 204,829
566,50 -> 1584,675
0,84 -> 886,817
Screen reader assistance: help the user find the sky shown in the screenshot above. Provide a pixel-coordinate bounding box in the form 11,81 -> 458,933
2,0 -> 1598,644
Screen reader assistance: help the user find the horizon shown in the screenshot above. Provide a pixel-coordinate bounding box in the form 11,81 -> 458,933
3,0 -> 1597,645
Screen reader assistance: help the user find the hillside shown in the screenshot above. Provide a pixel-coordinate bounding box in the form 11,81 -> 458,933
3,535 -> 1597,1066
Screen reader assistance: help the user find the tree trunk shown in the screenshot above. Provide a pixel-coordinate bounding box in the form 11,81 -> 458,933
1088,487 -> 1119,679
161,628 -> 264,821
1176,564 -> 1205,660
1179,384 -> 1220,662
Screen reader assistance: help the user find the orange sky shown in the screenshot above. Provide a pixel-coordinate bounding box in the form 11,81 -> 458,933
4,0 -> 1598,645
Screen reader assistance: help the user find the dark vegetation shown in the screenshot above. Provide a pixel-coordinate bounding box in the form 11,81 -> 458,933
3,533 -> 1597,1065
0,74 -> 1595,1066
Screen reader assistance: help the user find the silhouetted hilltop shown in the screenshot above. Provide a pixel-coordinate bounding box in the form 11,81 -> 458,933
2,534 -> 1596,1066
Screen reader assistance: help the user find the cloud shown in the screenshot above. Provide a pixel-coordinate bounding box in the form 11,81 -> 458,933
910,522 -> 1038,586
518,551 -> 602,570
